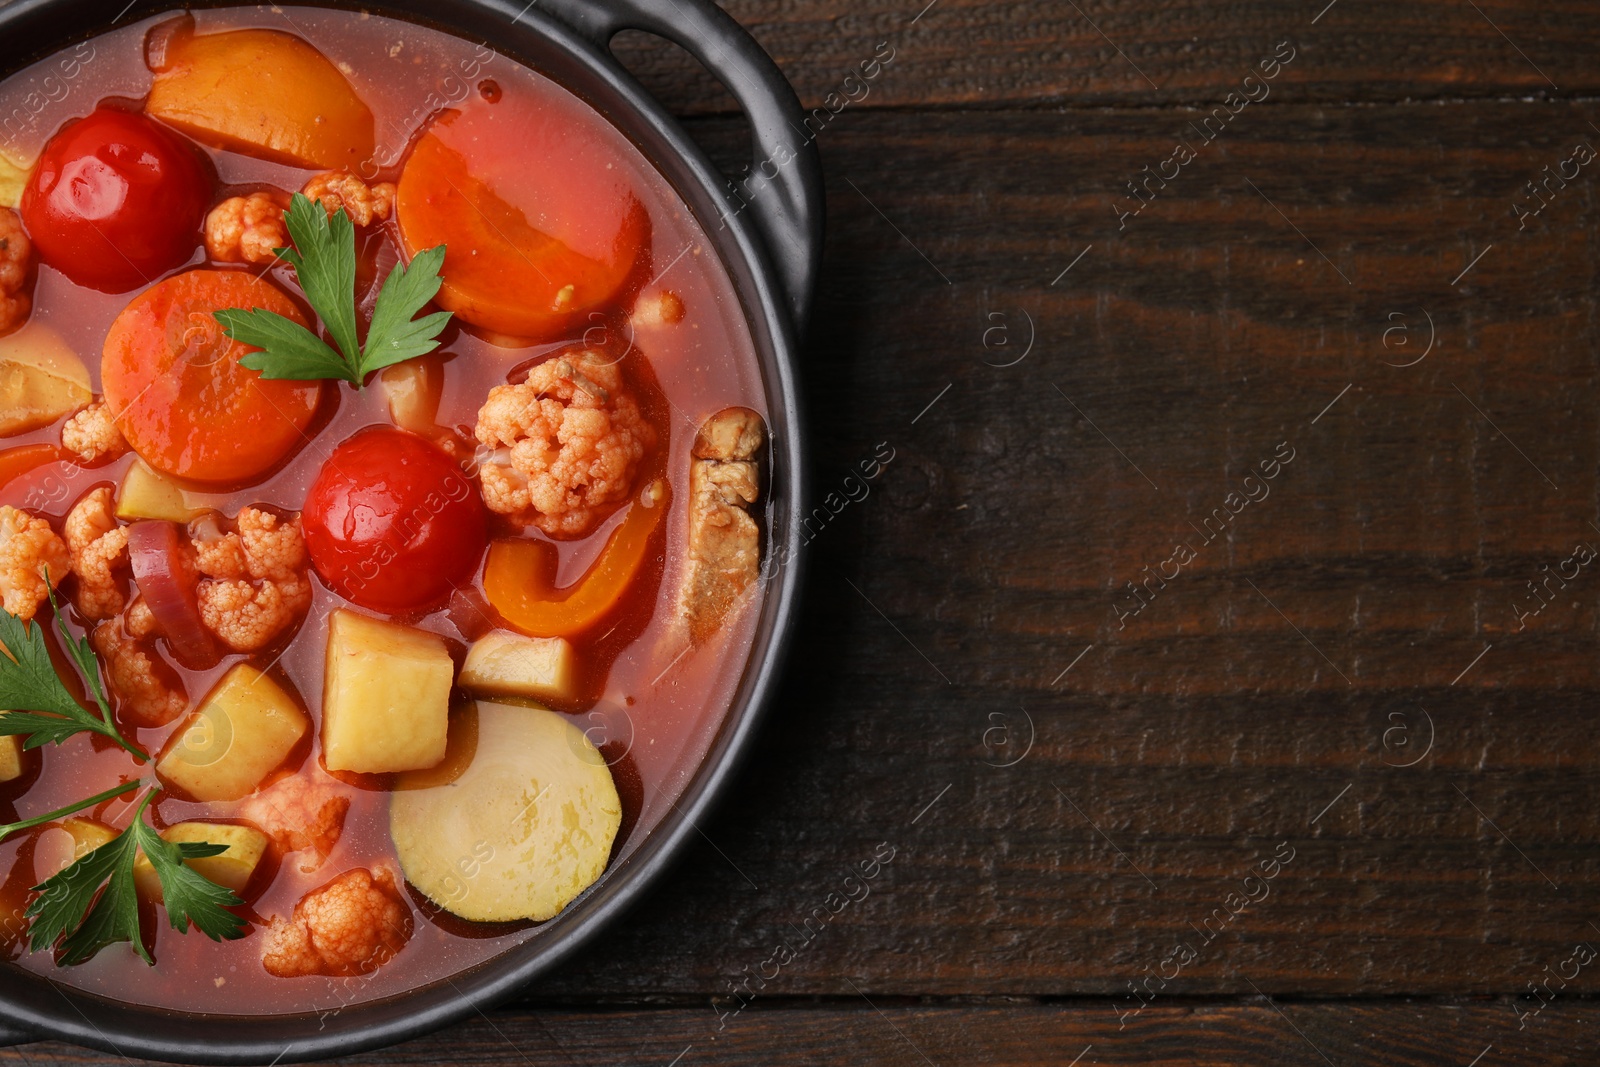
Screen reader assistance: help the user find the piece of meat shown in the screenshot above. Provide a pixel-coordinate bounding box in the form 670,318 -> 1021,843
191,508 -> 312,652
64,487 -> 130,621
301,171 -> 396,227
0,505 -> 69,621
261,867 -> 412,979
0,208 -> 31,338
474,349 -> 656,537
61,401 -> 129,464
234,770 -> 352,874
90,618 -> 187,728
204,191 -> 290,266
675,407 -> 764,645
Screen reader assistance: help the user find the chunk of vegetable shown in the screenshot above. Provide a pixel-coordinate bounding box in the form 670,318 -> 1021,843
380,357 -> 442,435
483,479 -> 669,638
0,323 -> 91,437
389,701 -> 621,922
128,520 -> 218,669
0,734 -> 22,782
0,153 -> 26,211
101,270 -> 322,484
322,609 -> 452,774
458,632 -> 577,703
33,817 -> 118,881
145,22 -> 375,170
116,461 -> 224,523
395,92 -> 648,342
132,822 -> 268,903
156,664 -> 309,802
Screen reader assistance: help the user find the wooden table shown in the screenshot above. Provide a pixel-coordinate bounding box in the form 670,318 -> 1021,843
13,0 -> 1600,1063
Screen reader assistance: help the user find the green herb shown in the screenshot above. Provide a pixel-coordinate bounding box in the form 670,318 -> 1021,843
0,780 -> 140,846
0,585 -> 147,763
26,786 -> 246,965
214,193 -> 451,386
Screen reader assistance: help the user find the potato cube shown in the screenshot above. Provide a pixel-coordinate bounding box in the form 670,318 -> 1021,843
322,609 -> 452,773
133,822 -> 269,903
380,358 -> 441,435
0,734 -> 23,783
459,631 -> 577,703
157,664 -> 309,801
34,818 -> 118,881
0,152 -> 25,211
116,461 -> 224,523
0,323 -> 91,436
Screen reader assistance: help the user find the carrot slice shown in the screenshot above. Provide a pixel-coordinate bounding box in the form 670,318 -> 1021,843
101,270 -> 322,484
484,480 -> 669,638
395,91 -> 649,342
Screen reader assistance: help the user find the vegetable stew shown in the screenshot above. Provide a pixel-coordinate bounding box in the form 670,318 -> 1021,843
0,6 -> 768,1013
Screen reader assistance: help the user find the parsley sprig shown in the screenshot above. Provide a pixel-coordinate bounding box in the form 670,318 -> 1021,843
0,593 -> 245,964
0,585 -> 147,764
26,786 -> 247,964
215,193 -> 452,385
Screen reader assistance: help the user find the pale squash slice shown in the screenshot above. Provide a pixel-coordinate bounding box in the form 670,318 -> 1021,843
389,701 -> 620,923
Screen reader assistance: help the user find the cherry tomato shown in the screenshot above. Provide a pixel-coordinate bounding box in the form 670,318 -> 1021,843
303,428 -> 487,613
21,107 -> 211,292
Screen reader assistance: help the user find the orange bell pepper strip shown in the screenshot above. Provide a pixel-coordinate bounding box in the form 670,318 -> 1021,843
0,443 -> 66,492
484,479 -> 670,638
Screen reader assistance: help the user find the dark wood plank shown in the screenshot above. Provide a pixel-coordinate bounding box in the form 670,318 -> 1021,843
7,1002 -> 1600,1065
507,99 -> 1600,1000
610,0 -> 1600,114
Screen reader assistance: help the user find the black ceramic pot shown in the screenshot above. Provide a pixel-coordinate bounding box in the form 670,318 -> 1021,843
0,0 -> 819,1060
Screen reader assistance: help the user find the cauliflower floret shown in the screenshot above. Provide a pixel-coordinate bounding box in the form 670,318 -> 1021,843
61,401 -> 129,464
261,867 -> 412,978
0,505 -> 68,620
90,619 -> 187,728
474,350 -> 656,537
192,508 -> 312,651
124,595 -> 158,638
0,208 -> 31,338
235,770 -> 352,874
64,487 -> 129,621
205,192 -> 290,266
301,171 -> 396,227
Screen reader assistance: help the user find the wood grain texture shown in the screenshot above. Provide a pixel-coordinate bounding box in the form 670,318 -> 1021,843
609,0 -> 1600,114
5,1002 -> 1600,1065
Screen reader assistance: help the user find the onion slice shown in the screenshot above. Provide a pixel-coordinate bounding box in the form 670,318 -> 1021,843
127,519 -> 218,670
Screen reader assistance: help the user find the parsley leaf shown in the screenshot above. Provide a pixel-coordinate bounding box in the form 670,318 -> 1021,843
0,586 -> 147,763
220,192 -> 451,386
26,786 -> 247,965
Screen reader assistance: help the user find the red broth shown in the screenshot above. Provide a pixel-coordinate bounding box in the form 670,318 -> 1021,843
0,6 -> 765,1013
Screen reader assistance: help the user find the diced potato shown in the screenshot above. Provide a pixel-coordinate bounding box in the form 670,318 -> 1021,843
156,664 -> 309,802
146,25 -> 375,169
459,631 -> 577,703
0,734 -> 23,783
380,357 -> 442,435
0,323 -> 92,436
116,460 -> 225,523
34,818 -> 118,881
0,152 -> 27,211
390,701 -> 621,922
322,609 -> 452,774
132,822 -> 268,903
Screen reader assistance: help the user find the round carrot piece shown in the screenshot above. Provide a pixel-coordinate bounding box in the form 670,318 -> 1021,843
101,270 -> 322,484
395,90 -> 649,343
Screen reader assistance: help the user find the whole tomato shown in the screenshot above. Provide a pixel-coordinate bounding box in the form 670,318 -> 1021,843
21,107 -> 211,292
303,427 -> 488,614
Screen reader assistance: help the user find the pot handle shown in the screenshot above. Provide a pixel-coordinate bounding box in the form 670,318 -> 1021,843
537,0 -> 824,330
